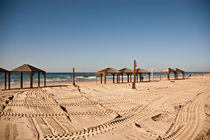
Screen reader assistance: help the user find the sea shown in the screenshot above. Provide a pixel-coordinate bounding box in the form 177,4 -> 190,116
0,72 -> 209,85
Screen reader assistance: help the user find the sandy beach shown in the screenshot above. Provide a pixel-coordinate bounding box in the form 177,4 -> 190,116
0,74 -> 209,140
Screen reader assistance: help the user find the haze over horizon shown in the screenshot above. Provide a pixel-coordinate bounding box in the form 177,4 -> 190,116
0,0 -> 210,72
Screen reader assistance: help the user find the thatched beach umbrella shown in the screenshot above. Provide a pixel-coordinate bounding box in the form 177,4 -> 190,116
160,68 -> 176,80
136,68 -> 151,82
119,68 -> 133,83
10,64 -> 46,88
96,68 -> 120,84
0,67 -> 9,90
173,68 -> 185,79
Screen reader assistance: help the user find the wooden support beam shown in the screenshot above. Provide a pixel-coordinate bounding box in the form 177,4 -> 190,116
4,72 -> 7,90
122,74 -> 123,83
104,73 -> 106,84
130,74 -> 132,83
149,73 -> 151,81
100,74 -> 102,84
30,73 -> 33,88
8,72 -> 10,90
44,73 -> 46,87
112,74 -> 115,83
38,72 -> 40,87
127,74 -> 129,83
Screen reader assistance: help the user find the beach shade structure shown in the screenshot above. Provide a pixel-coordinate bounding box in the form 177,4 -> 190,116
136,68 -> 151,82
10,64 -> 46,89
96,68 -> 120,84
119,68 -> 133,83
0,67 -> 9,90
160,68 -> 176,80
173,68 -> 185,79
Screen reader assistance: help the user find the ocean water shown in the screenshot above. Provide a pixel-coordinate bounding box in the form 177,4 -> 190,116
0,72 -> 209,85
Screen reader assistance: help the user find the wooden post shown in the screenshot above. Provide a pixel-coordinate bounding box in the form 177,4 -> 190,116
168,73 -> 170,80
30,72 -> 33,88
104,73 -> 106,84
100,74 -> 102,84
4,72 -> 7,90
44,73 -> 46,87
20,72 -> 23,88
122,74 -> 123,83
38,72 -> 40,87
140,73 -> 142,82
127,74 -> 129,83
149,73 -> 151,81
132,60 -> 137,89
73,68 -> 75,86
8,72 -> 10,90
112,74 -> 115,83
130,74 -> 132,82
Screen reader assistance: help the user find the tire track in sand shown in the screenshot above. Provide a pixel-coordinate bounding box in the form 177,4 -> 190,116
160,89 -> 210,140
44,95 -> 167,139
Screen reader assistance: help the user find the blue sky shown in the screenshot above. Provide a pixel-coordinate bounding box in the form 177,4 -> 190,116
0,0 -> 210,72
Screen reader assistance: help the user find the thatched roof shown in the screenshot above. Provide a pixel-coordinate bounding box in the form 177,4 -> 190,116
0,67 -> 8,72
11,64 -> 45,73
119,68 -> 133,74
137,68 -> 150,74
173,68 -> 184,73
97,67 -> 120,74
160,68 -> 175,73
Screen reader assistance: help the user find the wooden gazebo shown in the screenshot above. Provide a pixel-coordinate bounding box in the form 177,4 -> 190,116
10,64 -> 46,88
96,68 -> 120,84
160,68 -> 176,80
136,68 -> 151,82
0,68 -> 9,90
173,68 -> 185,79
119,68 -> 133,83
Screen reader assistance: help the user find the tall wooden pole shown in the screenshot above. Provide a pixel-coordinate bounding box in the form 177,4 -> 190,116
132,60 -> 137,89
101,74 -> 102,84
73,68 -> 75,86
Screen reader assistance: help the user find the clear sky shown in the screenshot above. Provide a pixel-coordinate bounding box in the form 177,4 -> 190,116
0,0 -> 210,72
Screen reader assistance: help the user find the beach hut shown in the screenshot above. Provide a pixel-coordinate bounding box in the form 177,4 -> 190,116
0,68 -> 9,90
119,68 -> 133,83
160,68 -> 176,80
173,68 -> 185,79
136,68 -> 151,82
10,64 -> 46,88
96,68 -> 120,84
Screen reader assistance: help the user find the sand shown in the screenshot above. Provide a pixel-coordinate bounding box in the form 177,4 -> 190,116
0,75 -> 210,140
